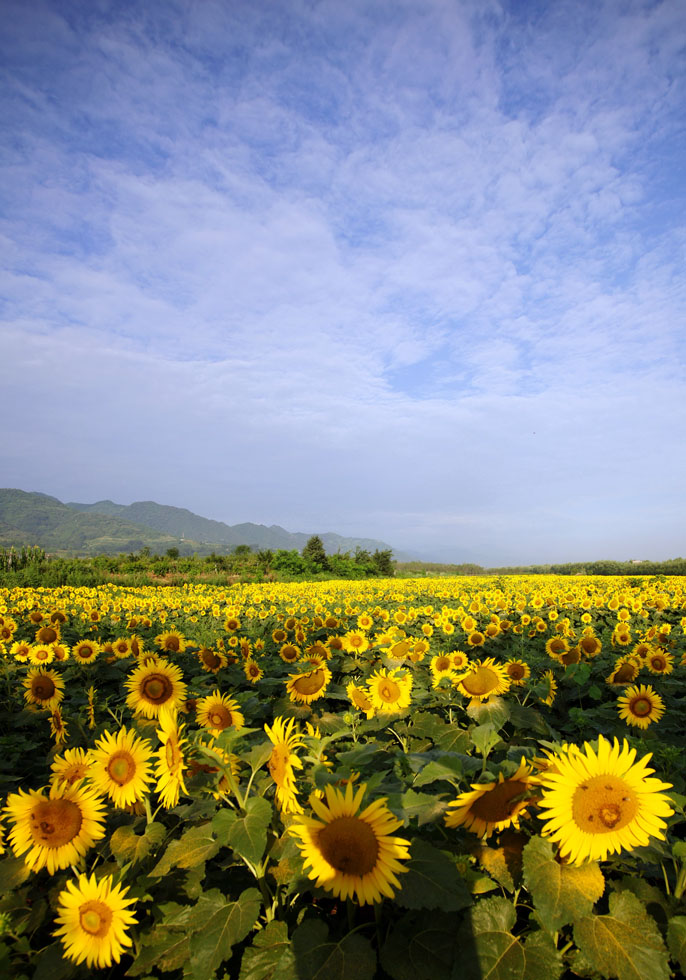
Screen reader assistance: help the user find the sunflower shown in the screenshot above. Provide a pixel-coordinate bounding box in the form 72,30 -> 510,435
290,782 -> 410,905
366,668 -> 413,713
155,709 -> 188,808
445,759 -> 536,837
606,657 -> 640,686
196,691 -> 245,737
197,646 -> 228,673
71,640 -> 100,665
244,659 -> 264,683
5,782 -> 106,874
617,684 -> 665,730
454,658 -> 511,701
343,631 -> 370,655
504,659 -> 530,686
286,665 -> 332,705
537,735 -> 674,865
89,727 -> 155,808
155,631 -> 186,654
429,654 -> 455,687
23,668 -> 65,711
51,748 -> 92,786
279,643 -> 301,664
646,651 -> 673,675
50,708 -> 68,745
451,651 -> 470,670
54,872 -> 137,968
35,624 -> 60,645
346,682 -> 376,719
29,644 -> 55,666
111,637 -> 132,660
467,631 -> 485,648
124,658 -> 187,719
538,669 -> 558,706
545,637 -> 569,660
10,640 -> 31,662
264,717 -> 305,814
579,635 -> 602,658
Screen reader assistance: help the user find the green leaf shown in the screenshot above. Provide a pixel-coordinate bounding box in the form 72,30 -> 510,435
128,927 -> 190,976
111,822 -> 166,866
188,887 -> 262,980
459,897 -> 562,980
395,839 -> 472,912
411,711 -> 449,740
574,890 -> 670,980
245,740 -> 274,772
226,797 -> 273,865
471,724 -> 502,757
522,836 -> 604,933
149,821 -> 219,876
0,854 -> 31,891
238,920 -> 297,980
436,727 -> 470,752
381,910 -> 460,980
413,754 -> 464,787
506,704 -> 550,736
291,919 -> 376,980
466,698 -> 510,730
397,788 -> 449,826
667,916 -> 686,975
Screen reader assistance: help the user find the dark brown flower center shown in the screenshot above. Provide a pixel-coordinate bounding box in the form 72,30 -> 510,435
141,674 -> 173,703
318,816 -> 379,875
30,798 -> 82,847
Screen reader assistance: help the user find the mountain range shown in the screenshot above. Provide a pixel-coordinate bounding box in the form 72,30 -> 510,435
0,489 -> 406,558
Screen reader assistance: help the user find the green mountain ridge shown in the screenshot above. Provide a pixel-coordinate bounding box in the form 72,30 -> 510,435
0,489 -> 404,558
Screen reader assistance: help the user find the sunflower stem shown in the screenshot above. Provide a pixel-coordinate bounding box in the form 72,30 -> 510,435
346,898 -> 356,931
144,795 -> 153,825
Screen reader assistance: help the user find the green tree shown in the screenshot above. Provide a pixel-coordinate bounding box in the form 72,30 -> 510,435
302,535 -> 329,570
166,547 -> 180,559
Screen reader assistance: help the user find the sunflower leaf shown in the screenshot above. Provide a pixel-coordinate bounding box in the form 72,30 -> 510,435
291,919 -> 376,980
238,920 -> 297,980
667,916 -> 686,974
458,897 -> 563,980
226,796 -> 273,865
149,821 -> 219,876
522,836 -> 605,933
127,927 -> 190,976
381,910 -> 460,980
395,839 -> 472,912
413,753 -> 464,787
188,887 -> 262,980
574,890 -> 670,980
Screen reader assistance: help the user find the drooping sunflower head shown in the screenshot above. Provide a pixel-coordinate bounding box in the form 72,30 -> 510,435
264,717 -> 305,814
155,708 -> 188,809
54,872 -> 137,969
290,782 -> 410,906
537,735 -> 674,865
454,658 -> 511,701
617,683 -> 665,730
346,682 -> 376,719
124,658 -> 187,719
286,665 -> 332,705
196,646 -> 228,673
606,657 -> 640,686
445,759 -> 536,838
366,668 -> 413,714
196,691 -> 245,737
5,782 -> 107,875
538,669 -> 558,706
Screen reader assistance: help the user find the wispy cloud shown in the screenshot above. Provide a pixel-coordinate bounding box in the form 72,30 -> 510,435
1,0 -> 684,563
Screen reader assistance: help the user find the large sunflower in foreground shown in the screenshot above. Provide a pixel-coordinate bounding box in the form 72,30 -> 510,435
5,782 -> 106,874
537,735 -> 674,865
54,872 -> 137,968
264,717 -> 305,814
445,759 -> 536,837
617,684 -> 665,730
286,665 -> 332,705
366,668 -> 413,713
89,728 -> 155,808
196,690 -> 245,738
454,658 -> 510,701
124,658 -> 187,719
155,709 -> 188,808
290,782 -> 410,906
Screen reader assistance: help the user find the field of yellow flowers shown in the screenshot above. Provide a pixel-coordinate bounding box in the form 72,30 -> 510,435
1,575 -> 686,979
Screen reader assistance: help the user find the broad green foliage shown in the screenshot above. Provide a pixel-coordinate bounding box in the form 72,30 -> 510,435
1,574 -> 686,978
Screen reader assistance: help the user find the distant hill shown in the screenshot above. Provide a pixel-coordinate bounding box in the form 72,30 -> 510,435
0,489 -> 405,558
67,498 -> 402,557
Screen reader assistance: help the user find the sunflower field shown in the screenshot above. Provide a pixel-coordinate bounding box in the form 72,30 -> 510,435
1,576 -> 686,979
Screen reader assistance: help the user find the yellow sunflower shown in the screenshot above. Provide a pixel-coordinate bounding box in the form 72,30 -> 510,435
155,709 -> 188,808
124,658 -> 187,719
504,659 -> 530,686
545,637 -> 569,660
11,640 -> 32,662
454,658 -> 511,701
342,631 -> 370,655
606,657 -> 640,686
286,665 -> 332,705
89,727 -> 155,808
346,682 -> 376,719
264,717 -> 305,814
646,650 -> 673,675
445,759 -> 536,837
51,748 -> 92,786
111,637 -> 132,660
28,644 -> 55,666
54,872 -> 137,968
451,651 -> 470,670
23,668 -> 65,711
49,708 -> 68,745
290,782 -> 410,905
429,654 -> 455,687
35,624 -> 60,645
538,669 -> 558,706
279,643 -> 301,664
196,691 -> 245,738
154,631 -> 186,654
578,635 -> 602,658
244,659 -> 264,683
617,684 -> 665,730
196,646 -> 228,673
71,640 -> 100,665
366,668 -> 413,713
5,782 -> 106,874
537,735 -> 674,865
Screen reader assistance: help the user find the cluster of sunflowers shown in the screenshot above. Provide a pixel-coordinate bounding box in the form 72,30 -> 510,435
0,575 -> 685,977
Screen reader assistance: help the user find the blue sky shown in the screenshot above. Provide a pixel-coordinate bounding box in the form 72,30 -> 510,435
1,0 -> 685,564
